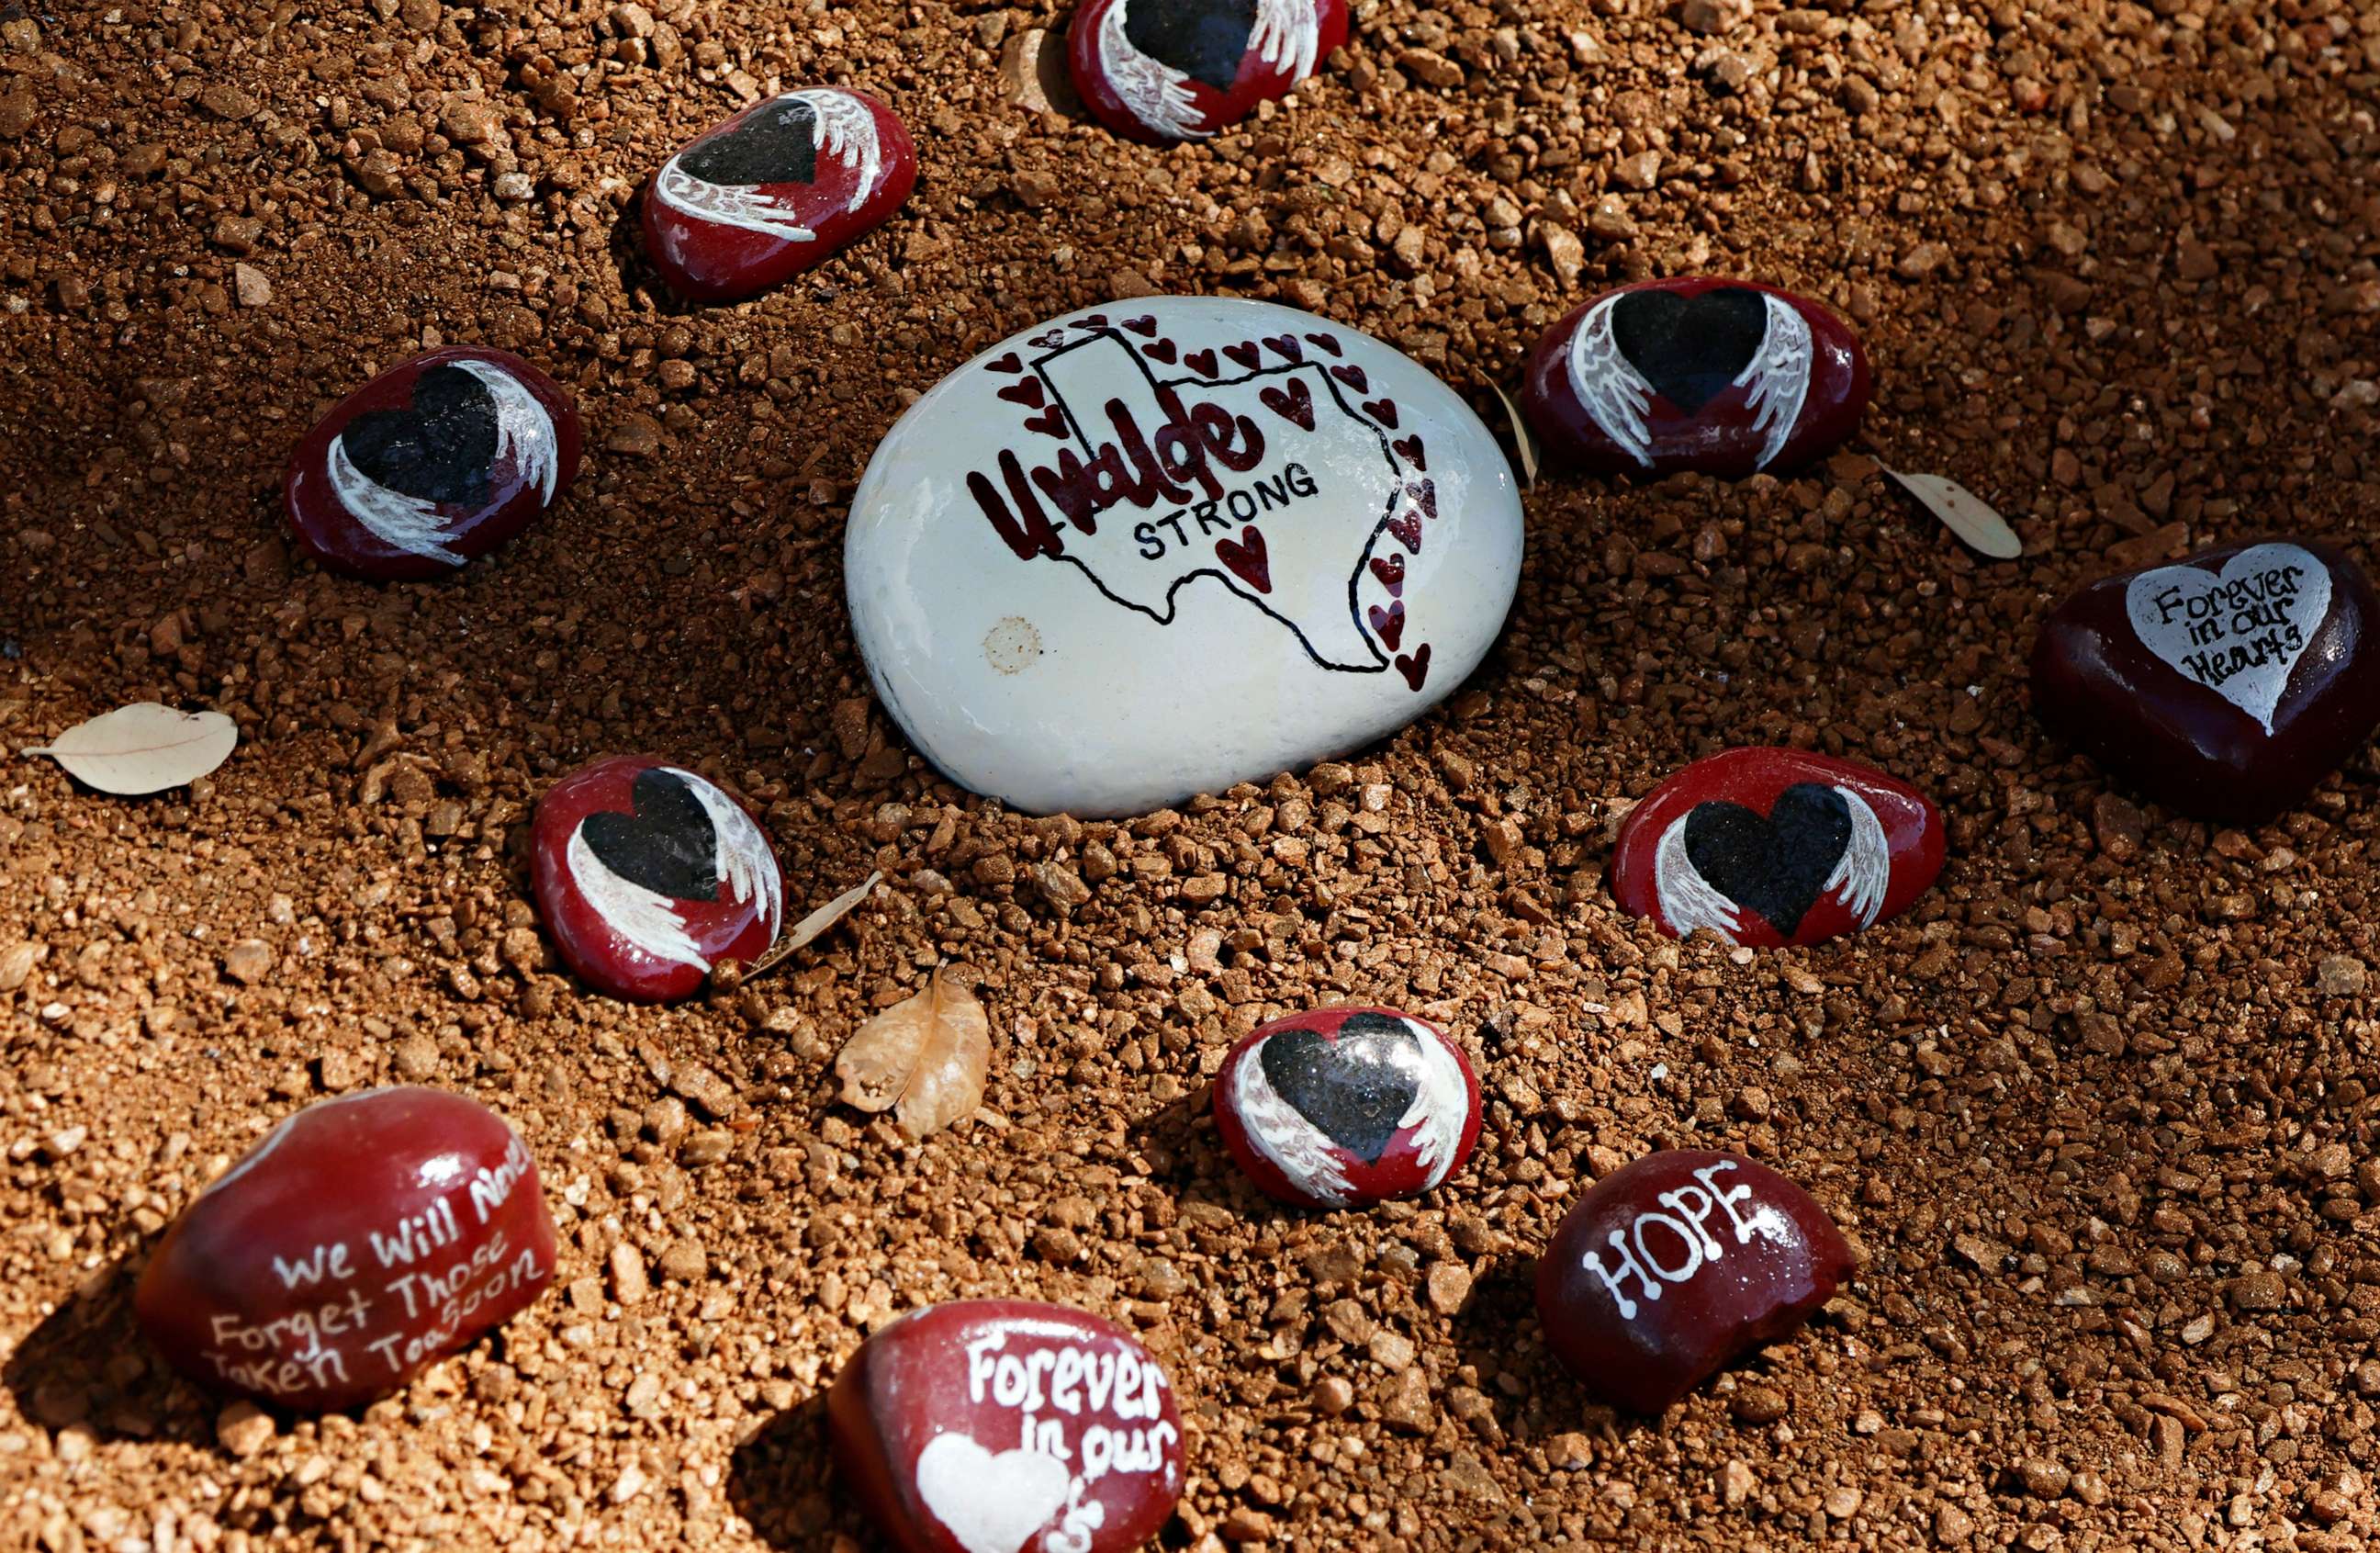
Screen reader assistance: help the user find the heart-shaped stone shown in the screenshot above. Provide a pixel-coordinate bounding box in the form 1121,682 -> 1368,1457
1072,0 -> 1351,143
579,767 -> 720,901
341,364 -> 500,507
1609,286 -> 1768,412
1607,747 -> 1943,948
913,1435 -> 1072,1553
2032,538 -> 2380,819
1214,1007 -> 1480,1207
1680,784 -> 1850,939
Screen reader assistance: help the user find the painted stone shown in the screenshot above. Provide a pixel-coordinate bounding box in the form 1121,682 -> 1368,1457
843,298 -> 1523,817
1069,0 -> 1349,144
284,347 -> 580,580
830,1300 -> 1185,1553
531,756 -> 783,1002
1608,747 -> 1942,948
2031,539 -> 2380,821
1212,1006 -> 1478,1209
1535,1150 -> 1851,1414
135,1087 -> 556,1412
1522,277 -> 1869,480
642,87 -> 916,302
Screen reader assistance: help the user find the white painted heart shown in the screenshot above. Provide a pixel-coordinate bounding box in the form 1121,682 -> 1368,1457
2124,542 -> 2330,735
914,1432 -> 1072,1553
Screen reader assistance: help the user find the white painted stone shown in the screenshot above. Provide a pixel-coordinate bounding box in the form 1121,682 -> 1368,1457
845,298 -> 1524,816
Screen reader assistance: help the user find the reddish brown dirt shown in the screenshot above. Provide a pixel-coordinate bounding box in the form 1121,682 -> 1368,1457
6,0 -> 2380,1549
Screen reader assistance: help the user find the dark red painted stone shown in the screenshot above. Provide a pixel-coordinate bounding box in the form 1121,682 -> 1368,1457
830,1300 -> 1185,1553
2031,538 -> 2380,822
1212,1006 -> 1479,1210
135,1087 -> 556,1412
641,87 -> 915,302
1068,0 -> 1349,145
283,346 -> 580,581
1522,277 -> 1869,480
531,756 -> 784,1002
1608,747 -> 1942,948
1536,1150 -> 1851,1414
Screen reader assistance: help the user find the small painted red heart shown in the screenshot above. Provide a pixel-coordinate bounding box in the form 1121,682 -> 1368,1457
1305,332 -> 1343,356
1367,601 -> 1406,650
1330,364 -> 1368,393
1386,512 -> 1422,553
1142,338 -> 1178,365
1263,334 -> 1303,363
1223,341 -> 1263,370
1030,332 -> 1067,349
1408,479 -> 1437,519
1072,314 -> 1108,330
1396,644 -> 1431,692
1123,315 -> 1158,336
1184,347 -> 1219,377
1363,398 -> 1400,428
1369,553 -> 1405,594
1258,379 -> 1314,432
1025,405 -> 1068,438
1215,526 -> 1272,593
996,379 -> 1045,408
986,352 -> 1024,375
1392,435 -> 1427,469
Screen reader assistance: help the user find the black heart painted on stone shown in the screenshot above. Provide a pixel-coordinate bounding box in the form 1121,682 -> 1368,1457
582,769 -> 720,901
1123,0 -> 1259,94
1610,287 -> 1769,413
342,364 -> 500,508
1681,782 -> 1850,938
679,96 -> 818,187
1260,1014 -> 1421,1165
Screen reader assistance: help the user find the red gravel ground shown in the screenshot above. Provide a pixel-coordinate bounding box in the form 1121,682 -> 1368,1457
6,0 -> 2380,1548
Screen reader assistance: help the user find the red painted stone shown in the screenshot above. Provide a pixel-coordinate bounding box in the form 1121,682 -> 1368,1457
283,346 -> 580,581
642,87 -> 915,302
1608,747 -> 1941,948
531,756 -> 784,1002
1069,0 -> 1349,145
1212,1006 -> 1479,1210
830,1300 -> 1185,1553
2031,538 -> 2380,822
1536,1150 -> 1851,1414
1522,277 -> 1869,480
135,1087 -> 556,1412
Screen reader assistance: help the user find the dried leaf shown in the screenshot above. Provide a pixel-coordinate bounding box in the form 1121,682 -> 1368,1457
1485,378 -> 1540,490
1888,469 -> 2023,559
835,965 -> 990,1141
743,870 -> 882,978
26,703 -> 238,794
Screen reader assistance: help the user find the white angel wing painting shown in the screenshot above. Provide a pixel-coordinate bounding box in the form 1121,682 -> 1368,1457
567,768 -> 780,973
1822,784 -> 1890,929
1653,815 -> 1745,944
1249,0 -> 1324,82
1228,1049 -> 1357,1207
1734,291 -> 1813,472
1098,0 -> 1212,141
653,89 -> 885,242
1396,1022 -> 1472,1192
324,357 -> 556,566
1563,294 -> 1659,468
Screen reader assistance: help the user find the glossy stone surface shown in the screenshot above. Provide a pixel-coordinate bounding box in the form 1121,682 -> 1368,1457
1522,277 -> 1869,480
844,298 -> 1523,817
1536,1150 -> 1851,1414
830,1300 -> 1184,1553
136,1087 -> 556,1412
284,347 -> 580,580
1069,0 -> 1349,144
532,756 -> 784,1001
642,87 -> 916,302
1608,747 -> 1942,948
2031,539 -> 2380,821
1213,1006 -> 1479,1209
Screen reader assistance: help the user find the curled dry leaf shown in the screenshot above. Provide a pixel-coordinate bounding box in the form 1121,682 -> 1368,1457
835,965 -> 990,1141
742,870 -> 883,978
1888,469 -> 2024,560
1485,378 -> 1541,490
26,703 -> 238,794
